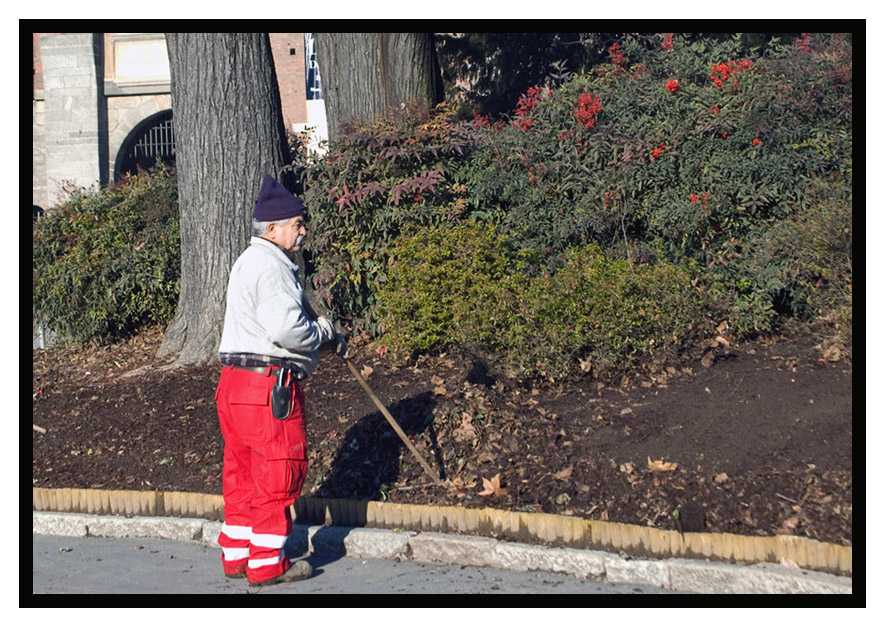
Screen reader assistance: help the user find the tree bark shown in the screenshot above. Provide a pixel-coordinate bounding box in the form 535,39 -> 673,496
159,33 -> 292,365
315,33 -> 443,143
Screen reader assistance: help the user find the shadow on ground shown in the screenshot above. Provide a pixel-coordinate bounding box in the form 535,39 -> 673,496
312,391 -> 441,501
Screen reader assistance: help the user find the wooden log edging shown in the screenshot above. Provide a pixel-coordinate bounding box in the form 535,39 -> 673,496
32,487 -> 225,520
33,488 -> 851,576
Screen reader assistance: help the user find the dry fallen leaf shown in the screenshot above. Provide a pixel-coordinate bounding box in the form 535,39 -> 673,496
714,472 -> 729,484
476,451 -> 495,464
554,465 -> 573,480
360,365 -> 374,378
478,473 -> 509,496
453,414 -> 477,442
447,477 -> 477,499
647,457 -> 678,472
822,344 -> 842,362
777,516 -> 800,535
433,385 -> 447,396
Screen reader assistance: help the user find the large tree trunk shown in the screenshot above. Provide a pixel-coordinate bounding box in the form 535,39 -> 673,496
159,33 -> 292,365
315,33 -> 443,143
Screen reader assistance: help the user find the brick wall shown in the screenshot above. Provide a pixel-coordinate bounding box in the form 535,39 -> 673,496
269,33 -> 307,131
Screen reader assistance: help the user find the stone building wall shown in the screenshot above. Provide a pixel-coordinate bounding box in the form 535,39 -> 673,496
38,33 -> 106,208
33,34 -> 46,210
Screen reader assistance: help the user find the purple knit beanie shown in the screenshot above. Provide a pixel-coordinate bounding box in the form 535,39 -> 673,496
253,174 -> 305,221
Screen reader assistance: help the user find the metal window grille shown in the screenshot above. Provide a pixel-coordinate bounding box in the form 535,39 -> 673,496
132,117 -> 175,162
117,112 -> 176,180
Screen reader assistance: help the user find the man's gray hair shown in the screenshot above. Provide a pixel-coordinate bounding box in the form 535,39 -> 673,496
252,218 -> 291,236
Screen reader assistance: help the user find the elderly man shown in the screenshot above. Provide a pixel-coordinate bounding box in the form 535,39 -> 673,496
215,174 -> 344,586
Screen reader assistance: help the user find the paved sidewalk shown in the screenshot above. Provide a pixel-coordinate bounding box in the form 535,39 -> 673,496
33,534 -> 677,594
32,512 -> 851,594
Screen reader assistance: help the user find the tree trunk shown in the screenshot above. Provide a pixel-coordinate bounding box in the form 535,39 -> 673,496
315,33 -> 443,143
159,33 -> 292,365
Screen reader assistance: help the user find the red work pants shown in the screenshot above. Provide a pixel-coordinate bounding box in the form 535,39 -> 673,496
214,365 -> 308,584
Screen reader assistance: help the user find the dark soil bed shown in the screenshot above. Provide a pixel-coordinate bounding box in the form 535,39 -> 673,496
32,325 -> 852,547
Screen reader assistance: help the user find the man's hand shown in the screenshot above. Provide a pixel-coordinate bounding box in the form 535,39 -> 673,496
332,330 -> 349,358
317,315 -> 348,358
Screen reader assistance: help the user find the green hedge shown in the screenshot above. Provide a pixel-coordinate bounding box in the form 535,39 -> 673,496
33,163 -> 180,343
378,222 -> 707,379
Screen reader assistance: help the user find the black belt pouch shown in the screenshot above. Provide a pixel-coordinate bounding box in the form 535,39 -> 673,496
270,368 -> 292,420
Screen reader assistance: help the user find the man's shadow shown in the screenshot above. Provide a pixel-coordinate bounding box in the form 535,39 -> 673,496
314,390 -> 442,500
284,391 -> 442,570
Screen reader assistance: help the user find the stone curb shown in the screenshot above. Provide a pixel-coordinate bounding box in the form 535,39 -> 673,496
33,488 -> 852,575
32,512 -> 851,594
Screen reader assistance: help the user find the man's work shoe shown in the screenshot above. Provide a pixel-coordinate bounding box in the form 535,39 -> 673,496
223,561 -> 247,579
248,560 -> 312,587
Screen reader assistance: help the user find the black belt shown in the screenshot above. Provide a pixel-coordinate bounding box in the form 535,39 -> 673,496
231,365 -> 275,375
220,353 -> 306,380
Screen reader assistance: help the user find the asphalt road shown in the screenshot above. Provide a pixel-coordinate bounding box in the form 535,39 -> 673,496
32,534 -> 680,595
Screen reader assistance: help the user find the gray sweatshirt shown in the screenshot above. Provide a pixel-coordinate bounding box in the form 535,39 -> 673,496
218,237 -> 333,377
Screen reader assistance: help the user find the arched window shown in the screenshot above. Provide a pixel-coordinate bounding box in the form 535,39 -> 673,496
115,110 -> 175,181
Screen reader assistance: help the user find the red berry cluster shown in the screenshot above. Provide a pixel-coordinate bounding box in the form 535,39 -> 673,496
575,93 -> 602,129
603,189 -> 616,209
650,142 -> 667,160
710,59 -> 752,90
690,192 -> 710,212
514,86 -> 542,131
